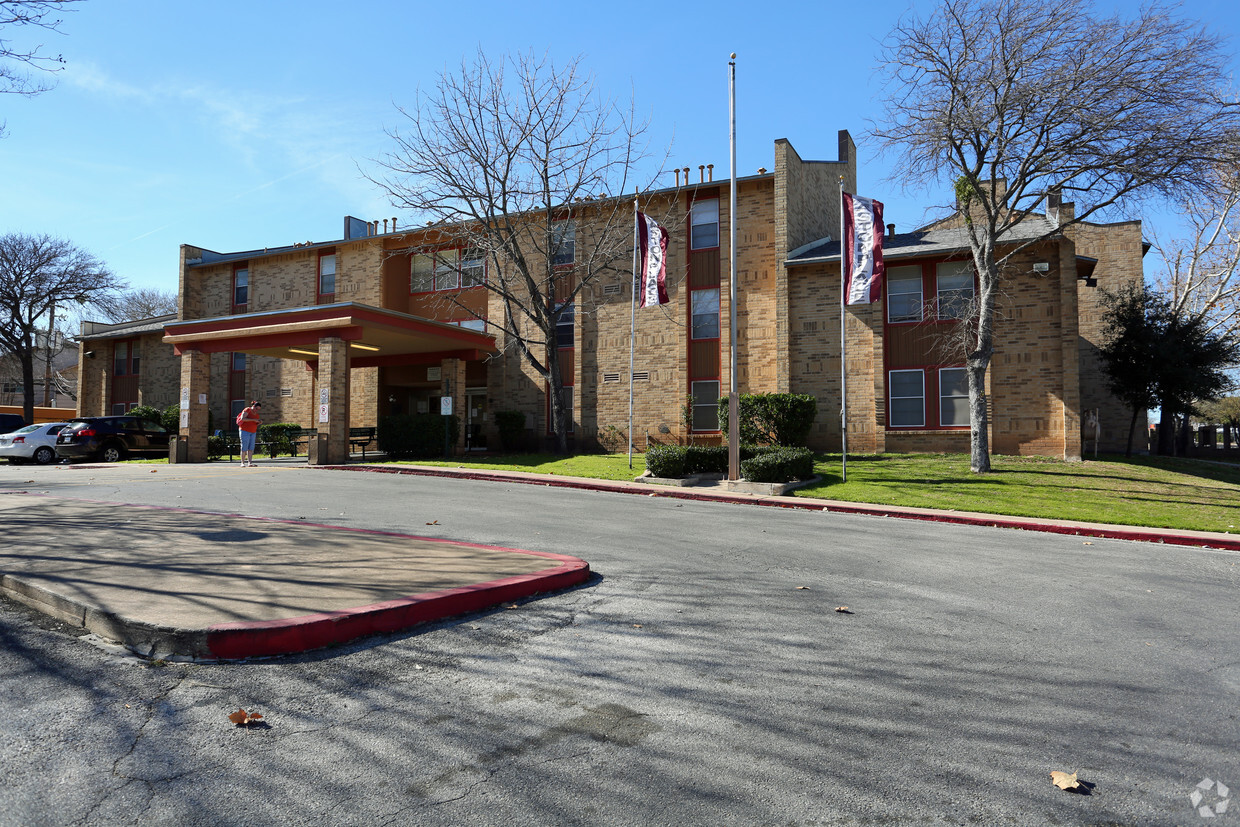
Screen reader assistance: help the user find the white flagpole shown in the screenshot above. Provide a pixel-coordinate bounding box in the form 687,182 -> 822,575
629,193 -> 639,470
727,52 -> 740,482
839,176 -> 848,484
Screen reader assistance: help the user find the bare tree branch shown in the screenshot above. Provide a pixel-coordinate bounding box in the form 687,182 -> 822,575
367,50 -> 673,453
0,232 -> 123,421
872,0 -> 1240,471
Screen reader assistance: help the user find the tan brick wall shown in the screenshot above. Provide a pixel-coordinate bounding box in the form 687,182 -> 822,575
137,331 -> 180,410
1067,219 -> 1147,451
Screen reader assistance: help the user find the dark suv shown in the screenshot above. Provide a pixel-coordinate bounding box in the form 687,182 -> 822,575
56,416 -> 172,463
0,413 -> 27,433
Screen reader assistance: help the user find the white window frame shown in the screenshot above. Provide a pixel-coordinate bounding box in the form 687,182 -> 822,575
888,369 -> 926,428
555,302 -> 574,348
691,380 -> 721,432
936,262 -> 974,321
886,265 -> 923,323
691,288 -> 721,339
938,367 -> 969,427
690,199 -> 720,250
318,253 -> 337,295
552,221 -> 575,267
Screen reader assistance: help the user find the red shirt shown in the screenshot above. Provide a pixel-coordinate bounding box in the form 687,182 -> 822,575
238,407 -> 260,433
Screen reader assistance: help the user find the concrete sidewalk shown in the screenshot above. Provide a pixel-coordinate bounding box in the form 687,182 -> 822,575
0,493 -> 589,661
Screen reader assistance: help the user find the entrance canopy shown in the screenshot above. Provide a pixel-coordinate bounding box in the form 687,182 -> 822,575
162,302 -> 496,367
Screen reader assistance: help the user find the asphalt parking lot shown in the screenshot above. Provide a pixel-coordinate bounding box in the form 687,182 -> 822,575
2,461 -> 1237,826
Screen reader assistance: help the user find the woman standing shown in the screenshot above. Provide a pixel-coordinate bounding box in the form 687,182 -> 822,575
238,401 -> 261,466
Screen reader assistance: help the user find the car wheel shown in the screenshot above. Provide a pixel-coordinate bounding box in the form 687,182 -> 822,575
101,443 -> 126,463
33,446 -> 55,465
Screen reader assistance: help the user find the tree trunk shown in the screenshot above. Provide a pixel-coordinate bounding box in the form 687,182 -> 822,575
967,356 -> 991,472
1125,406 -> 1140,458
545,337 -> 569,455
1157,409 -> 1174,455
19,341 -> 36,425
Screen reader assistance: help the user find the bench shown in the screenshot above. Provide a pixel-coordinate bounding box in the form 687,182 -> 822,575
282,427 -> 317,456
350,427 -> 377,459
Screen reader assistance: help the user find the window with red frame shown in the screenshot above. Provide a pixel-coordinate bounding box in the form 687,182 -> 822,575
410,248 -> 486,293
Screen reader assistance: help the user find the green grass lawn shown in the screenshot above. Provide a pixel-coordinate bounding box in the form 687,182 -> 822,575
396,451 -> 1240,534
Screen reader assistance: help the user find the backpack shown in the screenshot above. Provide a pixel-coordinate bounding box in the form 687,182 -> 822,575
236,410 -> 245,427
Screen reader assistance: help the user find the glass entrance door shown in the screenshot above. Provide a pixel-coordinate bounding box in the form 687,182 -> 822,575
465,389 -> 487,451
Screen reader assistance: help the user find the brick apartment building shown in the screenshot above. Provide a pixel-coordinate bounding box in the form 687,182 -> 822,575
73,131 -> 1146,463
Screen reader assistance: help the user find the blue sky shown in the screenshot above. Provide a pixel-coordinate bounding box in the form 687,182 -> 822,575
2,0 -> 1238,297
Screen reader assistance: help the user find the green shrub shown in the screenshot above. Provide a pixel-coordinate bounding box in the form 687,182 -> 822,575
495,410 -> 526,452
378,413 -> 460,459
128,405 -> 164,427
717,393 -> 818,447
259,422 -> 301,457
740,447 -> 815,483
645,444 -> 688,477
207,434 -> 227,459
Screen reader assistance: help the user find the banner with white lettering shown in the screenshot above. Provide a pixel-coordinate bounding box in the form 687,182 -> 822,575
842,192 -> 885,305
636,212 -> 669,307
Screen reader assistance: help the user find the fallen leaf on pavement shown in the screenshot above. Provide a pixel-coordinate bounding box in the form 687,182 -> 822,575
150,469 -> 158,473
1082,541 -> 1093,545
835,606 -> 853,614
426,520 -> 439,525
229,709 -> 264,726
1050,770 -> 1080,790
504,604 -> 520,610
796,586 -> 811,590
632,624 -> 643,628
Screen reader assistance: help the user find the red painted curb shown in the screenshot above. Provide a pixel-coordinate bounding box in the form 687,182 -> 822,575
325,465 -> 1240,552
205,557 -> 589,660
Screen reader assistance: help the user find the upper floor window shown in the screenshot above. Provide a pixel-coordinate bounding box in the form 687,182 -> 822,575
936,262 -> 974,320
411,248 -> 486,293
233,265 -> 249,308
318,252 -> 337,296
231,352 -> 246,372
113,340 -> 139,376
691,288 -> 721,339
886,265 -> 922,323
690,199 -> 719,250
552,221 -> 575,267
454,318 -> 486,332
555,302 -> 575,348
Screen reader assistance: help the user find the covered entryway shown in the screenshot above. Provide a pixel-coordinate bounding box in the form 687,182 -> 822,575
162,303 -> 496,464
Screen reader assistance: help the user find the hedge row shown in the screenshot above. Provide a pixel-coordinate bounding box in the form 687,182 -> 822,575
645,443 -> 814,483
377,413 -> 460,459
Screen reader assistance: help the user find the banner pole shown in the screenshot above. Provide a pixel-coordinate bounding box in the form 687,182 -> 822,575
629,192 -> 639,470
727,52 -> 740,482
839,176 -> 848,484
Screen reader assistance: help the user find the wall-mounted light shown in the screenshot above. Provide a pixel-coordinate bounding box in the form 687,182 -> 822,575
85,351 -> 96,359
1033,262 -> 1050,273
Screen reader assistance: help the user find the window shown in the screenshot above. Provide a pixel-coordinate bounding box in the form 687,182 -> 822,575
433,249 -> 460,290
454,319 -> 486,332
113,340 -> 139,376
552,221 -> 575,266
691,289 -> 720,339
936,262 -> 974,320
318,252 -> 336,296
411,254 -> 435,293
233,265 -> 249,308
939,367 -> 969,427
555,303 -> 574,348
691,199 -> 719,250
460,248 -> 485,287
886,265 -> 922,323
231,399 -> 246,421
691,380 -> 720,431
232,352 -> 246,372
889,369 -> 925,427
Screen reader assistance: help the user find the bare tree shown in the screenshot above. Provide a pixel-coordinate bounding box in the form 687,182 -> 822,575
370,51 -> 668,453
0,232 -> 123,422
873,0 -> 1240,471
1,0 -> 83,135
96,286 -> 178,322
1150,166 -> 1240,342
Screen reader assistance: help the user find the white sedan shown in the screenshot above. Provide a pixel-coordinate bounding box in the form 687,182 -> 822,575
0,422 -> 70,465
